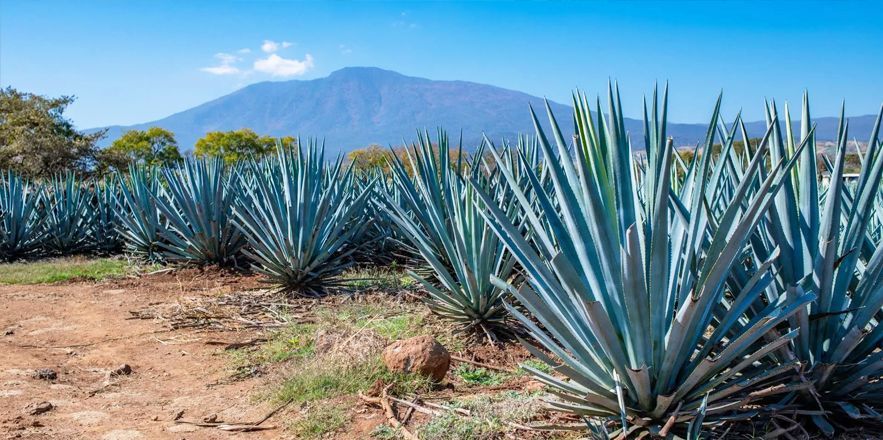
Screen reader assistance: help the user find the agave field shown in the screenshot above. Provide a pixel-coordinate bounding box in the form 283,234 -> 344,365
1,86 -> 882,439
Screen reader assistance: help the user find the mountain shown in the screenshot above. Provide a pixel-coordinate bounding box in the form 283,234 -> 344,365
93,67 -> 880,155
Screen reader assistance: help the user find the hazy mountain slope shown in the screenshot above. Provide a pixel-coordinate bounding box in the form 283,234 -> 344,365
94,67 -> 879,155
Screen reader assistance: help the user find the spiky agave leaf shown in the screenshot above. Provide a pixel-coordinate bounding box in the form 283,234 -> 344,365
153,157 -> 246,265
349,168 -> 416,266
0,171 -> 45,261
474,86 -> 816,436
382,130 -> 521,337
42,172 -> 96,255
718,97 -> 883,427
117,165 -> 168,262
234,141 -> 373,296
89,176 -> 122,254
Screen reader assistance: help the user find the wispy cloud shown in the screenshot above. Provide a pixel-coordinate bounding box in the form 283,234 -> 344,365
202,40 -> 312,78
339,44 -> 353,55
261,40 -> 293,53
200,52 -> 241,75
392,11 -> 419,29
253,53 -> 314,77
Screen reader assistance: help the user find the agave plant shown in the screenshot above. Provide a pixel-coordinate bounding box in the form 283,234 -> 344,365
349,169 -> 416,266
714,97 -> 883,432
117,165 -> 168,262
42,173 -> 96,255
153,157 -> 246,265
381,131 -> 523,337
474,86 -> 817,436
234,141 -> 373,295
89,176 -> 122,254
0,171 -> 45,261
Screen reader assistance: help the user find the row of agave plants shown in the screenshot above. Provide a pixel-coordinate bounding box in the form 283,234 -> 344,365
1,87 -> 882,437
0,142 -> 379,294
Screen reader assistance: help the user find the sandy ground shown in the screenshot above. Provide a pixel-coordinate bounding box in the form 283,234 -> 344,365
0,271 -> 286,440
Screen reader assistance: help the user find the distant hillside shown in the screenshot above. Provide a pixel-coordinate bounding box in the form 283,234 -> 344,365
93,67 -> 879,156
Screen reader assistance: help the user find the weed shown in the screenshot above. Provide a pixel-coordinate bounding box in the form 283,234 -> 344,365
0,257 -> 144,284
275,357 -> 432,404
453,364 -> 509,386
314,301 -> 424,341
289,404 -> 348,439
371,424 -> 401,439
518,359 -> 553,375
342,267 -> 416,291
418,392 -> 545,440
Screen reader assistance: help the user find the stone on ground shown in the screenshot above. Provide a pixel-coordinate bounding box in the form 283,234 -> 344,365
382,335 -> 450,381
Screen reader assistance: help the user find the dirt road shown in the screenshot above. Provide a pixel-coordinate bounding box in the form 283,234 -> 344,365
0,272 -> 286,440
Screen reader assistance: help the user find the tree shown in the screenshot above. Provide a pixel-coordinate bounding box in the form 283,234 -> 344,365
0,87 -> 106,178
97,127 -> 182,172
347,144 -> 395,174
194,129 -> 293,164
346,143 -> 466,176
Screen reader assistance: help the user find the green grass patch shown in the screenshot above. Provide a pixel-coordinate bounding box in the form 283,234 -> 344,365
0,257 -> 141,285
418,392 -> 545,440
371,424 -> 401,439
275,356 -> 432,405
289,404 -> 348,439
453,364 -> 510,386
518,359 -> 553,375
341,266 -> 417,291
227,320 -> 319,378
226,299 -> 433,410
314,302 -> 425,341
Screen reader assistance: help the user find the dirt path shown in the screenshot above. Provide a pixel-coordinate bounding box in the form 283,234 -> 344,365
0,272 -> 287,440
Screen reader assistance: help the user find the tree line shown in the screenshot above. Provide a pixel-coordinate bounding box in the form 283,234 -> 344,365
0,87 -> 296,178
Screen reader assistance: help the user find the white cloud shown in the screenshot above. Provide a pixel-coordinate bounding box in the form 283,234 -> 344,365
339,44 -> 353,55
201,65 -> 240,75
237,48 -> 251,54
261,40 -> 293,53
393,11 -> 418,29
253,53 -> 314,77
200,52 -> 241,75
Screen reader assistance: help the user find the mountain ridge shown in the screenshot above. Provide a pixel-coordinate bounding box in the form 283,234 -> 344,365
92,67 -> 880,156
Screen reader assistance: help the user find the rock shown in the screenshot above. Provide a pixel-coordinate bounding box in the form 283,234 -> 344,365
69,410 -> 110,425
109,364 -> 132,377
382,335 -> 450,381
34,369 -> 57,381
4,328 -> 13,336
202,414 -> 218,423
26,401 -> 53,415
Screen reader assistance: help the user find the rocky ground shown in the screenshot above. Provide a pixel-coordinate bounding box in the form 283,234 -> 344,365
0,266 -> 575,439
0,269 -> 286,439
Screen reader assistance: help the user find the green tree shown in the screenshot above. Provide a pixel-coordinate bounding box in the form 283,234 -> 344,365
97,127 -> 182,172
194,129 -> 293,164
347,144 -> 395,174
0,87 -> 106,178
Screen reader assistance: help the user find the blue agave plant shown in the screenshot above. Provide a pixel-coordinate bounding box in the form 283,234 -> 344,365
234,141 -> 373,295
0,171 -> 45,261
153,157 -> 246,265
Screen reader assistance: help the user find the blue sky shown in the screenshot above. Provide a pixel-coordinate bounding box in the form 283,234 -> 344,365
2,0 -> 881,129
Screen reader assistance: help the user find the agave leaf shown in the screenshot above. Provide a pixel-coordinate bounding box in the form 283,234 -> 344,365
474,85 -> 819,437
153,157 -> 244,265
0,171 -> 45,260
382,130 -> 519,336
234,141 -> 371,295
